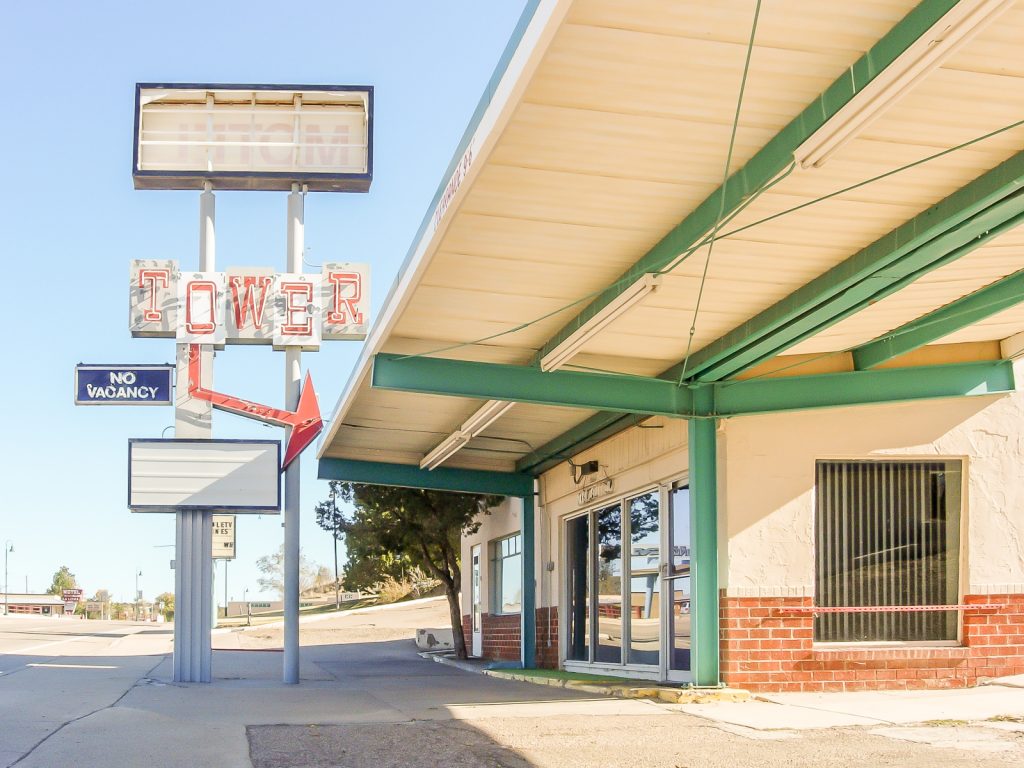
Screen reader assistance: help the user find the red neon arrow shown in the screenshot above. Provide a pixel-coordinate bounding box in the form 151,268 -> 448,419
187,344 -> 323,470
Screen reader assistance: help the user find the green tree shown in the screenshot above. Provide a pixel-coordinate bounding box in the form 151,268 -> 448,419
255,546 -> 318,597
332,483 -> 501,659
155,591 -> 175,621
46,566 -> 77,595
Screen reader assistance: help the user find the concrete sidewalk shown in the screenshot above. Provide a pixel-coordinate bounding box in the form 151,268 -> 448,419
671,676 -> 1024,731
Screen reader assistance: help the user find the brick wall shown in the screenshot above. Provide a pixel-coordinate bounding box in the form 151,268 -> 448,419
461,608 -> 560,668
535,607 -> 559,669
720,593 -> 1024,692
482,613 -> 522,662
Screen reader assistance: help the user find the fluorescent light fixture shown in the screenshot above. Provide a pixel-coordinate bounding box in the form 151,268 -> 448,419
794,0 -> 1013,169
420,400 -> 514,470
540,273 -> 662,372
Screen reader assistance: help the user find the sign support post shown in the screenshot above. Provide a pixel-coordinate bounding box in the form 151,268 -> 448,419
173,183 -> 216,683
283,183 -> 303,684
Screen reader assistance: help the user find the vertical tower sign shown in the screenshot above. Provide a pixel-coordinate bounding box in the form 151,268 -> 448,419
129,83 -> 373,685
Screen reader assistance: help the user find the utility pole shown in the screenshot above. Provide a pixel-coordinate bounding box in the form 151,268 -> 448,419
3,541 -> 12,616
134,570 -> 142,621
331,485 -> 340,610
283,183 -> 303,684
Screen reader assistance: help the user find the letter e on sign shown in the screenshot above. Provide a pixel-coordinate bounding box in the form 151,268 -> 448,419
273,274 -> 321,350
322,262 -> 370,340
129,259 -> 178,338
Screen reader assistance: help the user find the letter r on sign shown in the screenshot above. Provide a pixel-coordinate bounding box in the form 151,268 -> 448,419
327,271 -> 364,325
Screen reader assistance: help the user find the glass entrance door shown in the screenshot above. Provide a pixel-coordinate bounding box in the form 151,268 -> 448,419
665,485 -> 692,680
564,490 -> 662,672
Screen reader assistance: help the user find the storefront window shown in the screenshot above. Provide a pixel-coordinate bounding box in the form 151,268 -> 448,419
490,534 -> 522,615
628,491 -> 660,665
566,514 -> 590,661
595,502 -> 623,664
814,460 -> 961,643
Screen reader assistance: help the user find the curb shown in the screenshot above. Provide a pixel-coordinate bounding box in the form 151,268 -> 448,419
483,669 -> 750,704
424,654 -> 750,704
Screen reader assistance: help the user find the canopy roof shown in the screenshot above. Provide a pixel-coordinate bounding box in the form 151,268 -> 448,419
318,0 -> 1024,479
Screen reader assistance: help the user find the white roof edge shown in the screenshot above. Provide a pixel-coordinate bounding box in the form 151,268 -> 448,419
318,0 -> 575,460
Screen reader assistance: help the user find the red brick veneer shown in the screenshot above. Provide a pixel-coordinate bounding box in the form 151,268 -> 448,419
460,608 -> 560,668
720,593 -> 1024,692
535,607 -> 559,669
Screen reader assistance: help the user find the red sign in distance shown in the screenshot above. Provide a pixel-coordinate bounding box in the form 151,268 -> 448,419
186,344 -> 323,470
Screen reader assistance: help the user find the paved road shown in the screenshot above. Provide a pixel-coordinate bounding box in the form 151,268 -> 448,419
2,604 -> 1022,767
0,616 -> 171,767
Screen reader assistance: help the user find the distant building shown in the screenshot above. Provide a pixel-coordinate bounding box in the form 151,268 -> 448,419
1,593 -> 67,616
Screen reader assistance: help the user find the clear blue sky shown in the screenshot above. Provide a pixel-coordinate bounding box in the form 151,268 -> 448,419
0,1 -> 528,604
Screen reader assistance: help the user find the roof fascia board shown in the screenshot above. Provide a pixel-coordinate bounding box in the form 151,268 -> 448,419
853,269 -> 1024,370
317,0 -> 573,458
318,457 -> 533,497
531,0 -> 962,369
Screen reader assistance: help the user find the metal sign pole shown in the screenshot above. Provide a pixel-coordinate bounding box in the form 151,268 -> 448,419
173,183 -> 216,683
283,183 -> 303,684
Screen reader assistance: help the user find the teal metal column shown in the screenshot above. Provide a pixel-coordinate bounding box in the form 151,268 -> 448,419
521,490 -> 536,668
689,393 -> 720,686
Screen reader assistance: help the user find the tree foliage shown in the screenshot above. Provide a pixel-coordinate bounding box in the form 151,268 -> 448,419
46,566 -> 77,595
331,481 -> 502,659
155,591 -> 175,620
255,545 -> 318,597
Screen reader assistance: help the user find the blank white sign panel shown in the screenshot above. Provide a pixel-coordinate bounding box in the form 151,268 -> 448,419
129,439 -> 280,512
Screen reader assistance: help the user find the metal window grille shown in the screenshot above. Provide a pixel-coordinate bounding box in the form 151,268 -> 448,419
814,460 -> 961,642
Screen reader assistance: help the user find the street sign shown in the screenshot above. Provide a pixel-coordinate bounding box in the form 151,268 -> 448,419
75,365 -> 174,406
212,515 -> 236,559
62,589 -> 83,601
128,439 -> 281,513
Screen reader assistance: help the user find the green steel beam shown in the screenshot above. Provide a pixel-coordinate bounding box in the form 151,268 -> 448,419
515,412 -> 643,475
714,360 -> 1015,416
672,153 -> 1024,383
371,354 -> 1014,423
852,270 -> 1024,370
318,457 -> 534,497
521,491 -> 536,669
690,387 -> 720,687
372,353 -> 692,417
532,0 -> 962,370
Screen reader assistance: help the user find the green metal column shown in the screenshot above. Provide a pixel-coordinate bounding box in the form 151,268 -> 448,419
521,490 -> 536,668
689,393 -> 720,686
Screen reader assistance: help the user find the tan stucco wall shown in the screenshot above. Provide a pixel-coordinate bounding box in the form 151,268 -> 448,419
721,391 -> 1024,597
461,497 -> 521,615
537,416 -> 689,614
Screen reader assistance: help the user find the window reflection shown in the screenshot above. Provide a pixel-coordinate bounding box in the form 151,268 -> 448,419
595,503 -> 622,664
629,492 -> 660,665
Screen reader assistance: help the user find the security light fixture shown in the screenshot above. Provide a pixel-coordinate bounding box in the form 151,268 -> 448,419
793,0 -> 1013,169
540,273 -> 662,372
420,400 -> 514,470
